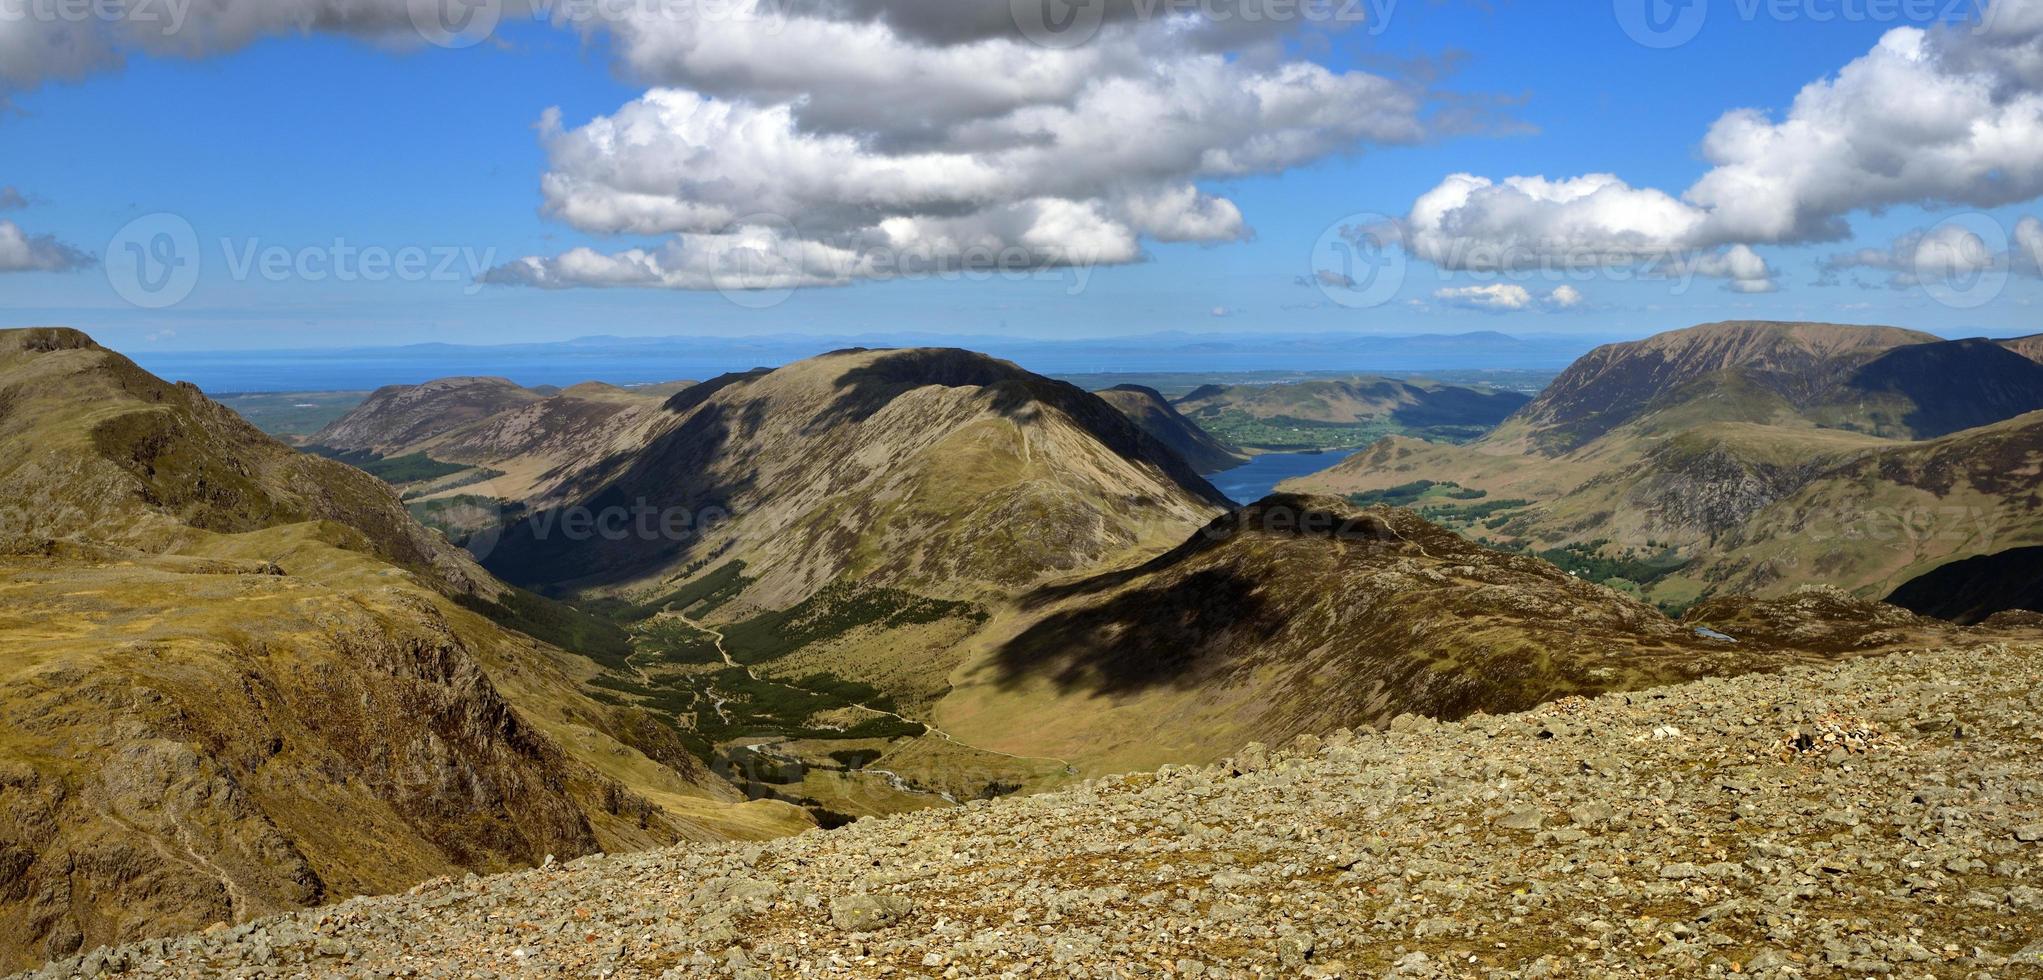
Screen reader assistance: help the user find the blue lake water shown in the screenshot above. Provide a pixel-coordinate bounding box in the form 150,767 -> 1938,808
1210,447 -> 1362,505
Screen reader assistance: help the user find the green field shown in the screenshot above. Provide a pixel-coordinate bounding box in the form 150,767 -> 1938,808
305,447 -> 474,484
212,391 -> 369,439
1196,410 -> 1492,453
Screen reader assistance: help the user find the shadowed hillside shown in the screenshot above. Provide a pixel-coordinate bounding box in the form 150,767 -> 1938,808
1093,384 -> 1249,475
482,348 -> 1230,610
0,329 -> 805,972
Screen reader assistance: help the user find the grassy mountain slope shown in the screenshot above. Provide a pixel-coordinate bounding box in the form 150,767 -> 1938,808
1170,376 -> 1530,451
306,377 -> 541,455
304,377 -> 691,505
1685,409 -> 2043,600
922,495 -> 1968,775
1093,384 -> 1248,474
1500,321 -> 1939,453
484,348 -> 1231,611
2001,333 -> 2043,364
1286,322 -> 2043,609
0,329 -> 804,971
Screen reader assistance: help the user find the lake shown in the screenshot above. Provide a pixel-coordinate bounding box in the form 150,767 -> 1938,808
1210,447 -> 1362,505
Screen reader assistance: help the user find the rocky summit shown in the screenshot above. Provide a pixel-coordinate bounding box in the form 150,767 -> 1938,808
29,642 -> 2042,979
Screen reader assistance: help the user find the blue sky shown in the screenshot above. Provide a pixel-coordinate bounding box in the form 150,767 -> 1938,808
2,0 -> 2039,351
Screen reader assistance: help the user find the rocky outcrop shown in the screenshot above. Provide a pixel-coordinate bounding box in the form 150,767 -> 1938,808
0,328 -> 497,600
0,330 -> 802,971
0,557 -> 679,971
34,642 -> 2043,977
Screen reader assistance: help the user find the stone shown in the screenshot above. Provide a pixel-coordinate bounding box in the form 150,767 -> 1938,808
829,895 -> 916,932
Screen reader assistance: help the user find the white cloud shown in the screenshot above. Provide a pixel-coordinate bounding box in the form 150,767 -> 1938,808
0,0 -> 465,87
504,41 -> 1432,288
1401,0 -> 2043,290
1433,282 -> 1585,313
1433,283 -> 1532,312
0,219 -> 93,273
1824,215 -> 2043,287
0,0 -> 1478,292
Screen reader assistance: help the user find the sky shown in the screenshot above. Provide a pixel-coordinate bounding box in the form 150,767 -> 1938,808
3,0 -> 2043,352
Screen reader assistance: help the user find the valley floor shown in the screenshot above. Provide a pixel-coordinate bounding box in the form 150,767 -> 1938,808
25,644 -> 2043,979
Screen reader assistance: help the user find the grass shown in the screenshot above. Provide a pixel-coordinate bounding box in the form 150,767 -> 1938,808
455,587 -> 637,670
721,584 -> 987,666
1346,481 -> 1518,522
402,467 -> 506,500
1418,498 -> 1534,523
1194,410 -> 1494,453
212,390 -> 370,438
306,447 -> 473,485
636,619 -> 725,666
585,561 -> 755,623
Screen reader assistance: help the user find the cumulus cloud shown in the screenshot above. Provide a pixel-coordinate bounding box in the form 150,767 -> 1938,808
0,0 -> 1473,292
0,0 -> 489,87
1433,282 -> 1585,313
1401,0 -> 2043,290
0,187 -> 25,210
1824,216 -> 2043,287
492,2 -> 1443,289
1545,283 -> 1583,308
1433,283 -> 1531,312
0,219 -> 93,273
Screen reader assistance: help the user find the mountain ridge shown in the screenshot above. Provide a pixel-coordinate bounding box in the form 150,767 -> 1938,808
0,328 -> 805,971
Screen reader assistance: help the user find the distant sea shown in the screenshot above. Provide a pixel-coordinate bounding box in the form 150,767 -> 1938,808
127,332 -> 1602,393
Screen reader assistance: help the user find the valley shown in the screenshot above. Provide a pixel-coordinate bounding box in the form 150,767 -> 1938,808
6,322 -> 2042,975
22,4 -> 2043,974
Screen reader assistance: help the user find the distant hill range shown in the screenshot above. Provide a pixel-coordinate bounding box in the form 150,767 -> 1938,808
128,331 -> 1601,393
1287,321 -> 2043,614
1170,375 -> 1531,449
0,329 -> 803,971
